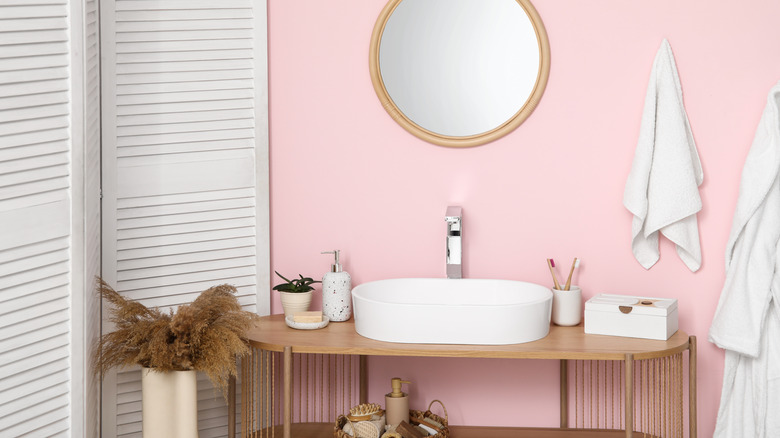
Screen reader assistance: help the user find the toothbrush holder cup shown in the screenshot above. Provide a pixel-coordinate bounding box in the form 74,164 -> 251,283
552,286 -> 582,326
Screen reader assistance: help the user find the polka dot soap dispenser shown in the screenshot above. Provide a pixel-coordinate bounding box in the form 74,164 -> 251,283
321,250 -> 352,322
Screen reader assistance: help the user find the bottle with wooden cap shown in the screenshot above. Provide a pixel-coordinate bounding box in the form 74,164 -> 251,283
385,377 -> 411,427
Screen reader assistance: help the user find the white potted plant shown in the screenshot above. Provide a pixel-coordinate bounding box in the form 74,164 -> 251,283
273,271 -> 320,317
94,279 -> 259,438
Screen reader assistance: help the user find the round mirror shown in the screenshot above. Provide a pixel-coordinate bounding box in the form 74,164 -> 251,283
369,0 -> 550,148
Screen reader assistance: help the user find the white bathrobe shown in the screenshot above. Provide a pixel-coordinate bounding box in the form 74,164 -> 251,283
709,81 -> 780,437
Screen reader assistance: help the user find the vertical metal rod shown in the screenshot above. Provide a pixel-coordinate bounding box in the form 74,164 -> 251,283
689,336 -> 697,438
305,354 -> 309,423
271,352 -> 276,438
228,375 -> 236,438
283,347 -> 292,438
359,355 -> 369,404
574,360 -> 579,428
560,359 -> 568,427
625,354 -> 633,438
348,355 -> 353,411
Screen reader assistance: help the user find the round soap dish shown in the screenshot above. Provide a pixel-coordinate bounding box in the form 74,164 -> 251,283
284,315 -> 329,330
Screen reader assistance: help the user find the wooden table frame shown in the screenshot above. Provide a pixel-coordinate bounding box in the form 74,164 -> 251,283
232,315 -> 697,438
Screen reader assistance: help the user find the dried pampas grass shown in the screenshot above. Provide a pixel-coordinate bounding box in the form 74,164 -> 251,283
94,278 -> 259,396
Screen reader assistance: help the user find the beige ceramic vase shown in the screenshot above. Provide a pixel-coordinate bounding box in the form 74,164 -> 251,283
141,368 -> 199,438
279,290 -> 313,317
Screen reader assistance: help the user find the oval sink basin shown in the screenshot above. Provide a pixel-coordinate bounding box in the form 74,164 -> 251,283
351,278 -> 552,345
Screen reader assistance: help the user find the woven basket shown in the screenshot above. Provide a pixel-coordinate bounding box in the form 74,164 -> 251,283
335,415 -> 383,438
335,400 -> 449,438
409,400 -> 449,438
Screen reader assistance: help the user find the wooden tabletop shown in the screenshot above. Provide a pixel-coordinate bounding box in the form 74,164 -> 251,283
245,315 -> 691,360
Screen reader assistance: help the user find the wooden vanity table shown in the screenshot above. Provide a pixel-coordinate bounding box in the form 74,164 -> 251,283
234,315 -> 696,438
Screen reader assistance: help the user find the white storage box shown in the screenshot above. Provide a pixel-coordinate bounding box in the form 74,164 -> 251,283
584,294 -> 678,340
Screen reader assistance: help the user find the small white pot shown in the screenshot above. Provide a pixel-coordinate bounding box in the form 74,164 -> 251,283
141,368 -> 199,438
279,290 -> 313,317
552,286 -> 582,326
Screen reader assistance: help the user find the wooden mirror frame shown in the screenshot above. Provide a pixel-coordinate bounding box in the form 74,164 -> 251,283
369,0 -> 551,148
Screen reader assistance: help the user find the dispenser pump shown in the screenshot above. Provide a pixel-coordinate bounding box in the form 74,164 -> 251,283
385,377 -> 412,427
388,377 -> 411,397
321,250 -> 342,273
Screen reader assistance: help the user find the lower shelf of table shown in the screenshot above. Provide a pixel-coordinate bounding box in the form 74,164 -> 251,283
249,423 -> 658,437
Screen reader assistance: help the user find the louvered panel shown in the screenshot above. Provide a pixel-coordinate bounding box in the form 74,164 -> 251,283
0,92 -> 68,112
117,49 -> 253,65
122,287 -> 256,310
117,70 -> 253,86
116,88 -> 254,106
1,403 -> 69,437
0,346 -> 69,397
116,59 -> 254,75
116,228 -> 255,251
118,109 -> 254,127
120,139 -> 254,158
0,167 -> 68,193
119,103 -> 254,123
0,65 -> 68,85
118,268 -> 255,295
118,247 -> 255,272
116,28 -> 252,42
0,376 -> 69,419
0,53 -> 67,72
0,153 -> 67,179
0,4 -> 67,20
0,42 -> 68,61
117,188 -> 254,209
116,129 -> 255,150
118,256 -> 256,282
0,17 -> 65,32
117,196 -> 254,218
0,1 -> 72,435
115,0 -> 250,11
115,18 -> 251,33
0,248 -> 69,290
116,119 -> 254,138
118,237 -> 255,262
0,177 -> 69,202
0,362 -> 68,396
0,314 -> 69,354
0,310 -> 68,347
118,39 -> 253,55
116,9 -> 252,22
118,206 -> 255,229
0,29 -> 68,46
104,0 -> 263,434
117,79 -> 254,96
0,128 -> 68,150
0,105 -> 69,125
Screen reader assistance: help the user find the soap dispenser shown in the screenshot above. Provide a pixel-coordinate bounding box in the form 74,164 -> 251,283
321,250 -> 352,322
385,377 -> 411,427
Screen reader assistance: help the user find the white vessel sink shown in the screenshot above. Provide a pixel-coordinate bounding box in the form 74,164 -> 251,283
351,278 -> 553,345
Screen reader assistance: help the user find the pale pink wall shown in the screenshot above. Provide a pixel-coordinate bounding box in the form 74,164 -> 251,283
267,0 -> 780,435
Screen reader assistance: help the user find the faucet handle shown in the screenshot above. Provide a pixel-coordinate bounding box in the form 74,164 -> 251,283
445,206 -> 462,222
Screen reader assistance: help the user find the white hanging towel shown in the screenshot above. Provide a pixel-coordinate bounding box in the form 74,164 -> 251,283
709,81 -> 780,438
623,39 -> 703,272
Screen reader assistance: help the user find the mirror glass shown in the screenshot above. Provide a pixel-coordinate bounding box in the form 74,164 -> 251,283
370,0 -> 550,147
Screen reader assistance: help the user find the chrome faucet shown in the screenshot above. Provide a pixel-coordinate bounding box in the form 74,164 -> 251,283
445,206 -> 462,279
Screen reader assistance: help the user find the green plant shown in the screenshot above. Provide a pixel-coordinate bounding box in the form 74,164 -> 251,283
272,271 -> 320,293
93,278 -> 259,398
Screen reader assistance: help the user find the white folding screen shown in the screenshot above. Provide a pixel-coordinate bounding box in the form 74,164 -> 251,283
100,0 -> 270,436
0,0 -> 101,435
71,0 -> 103,434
